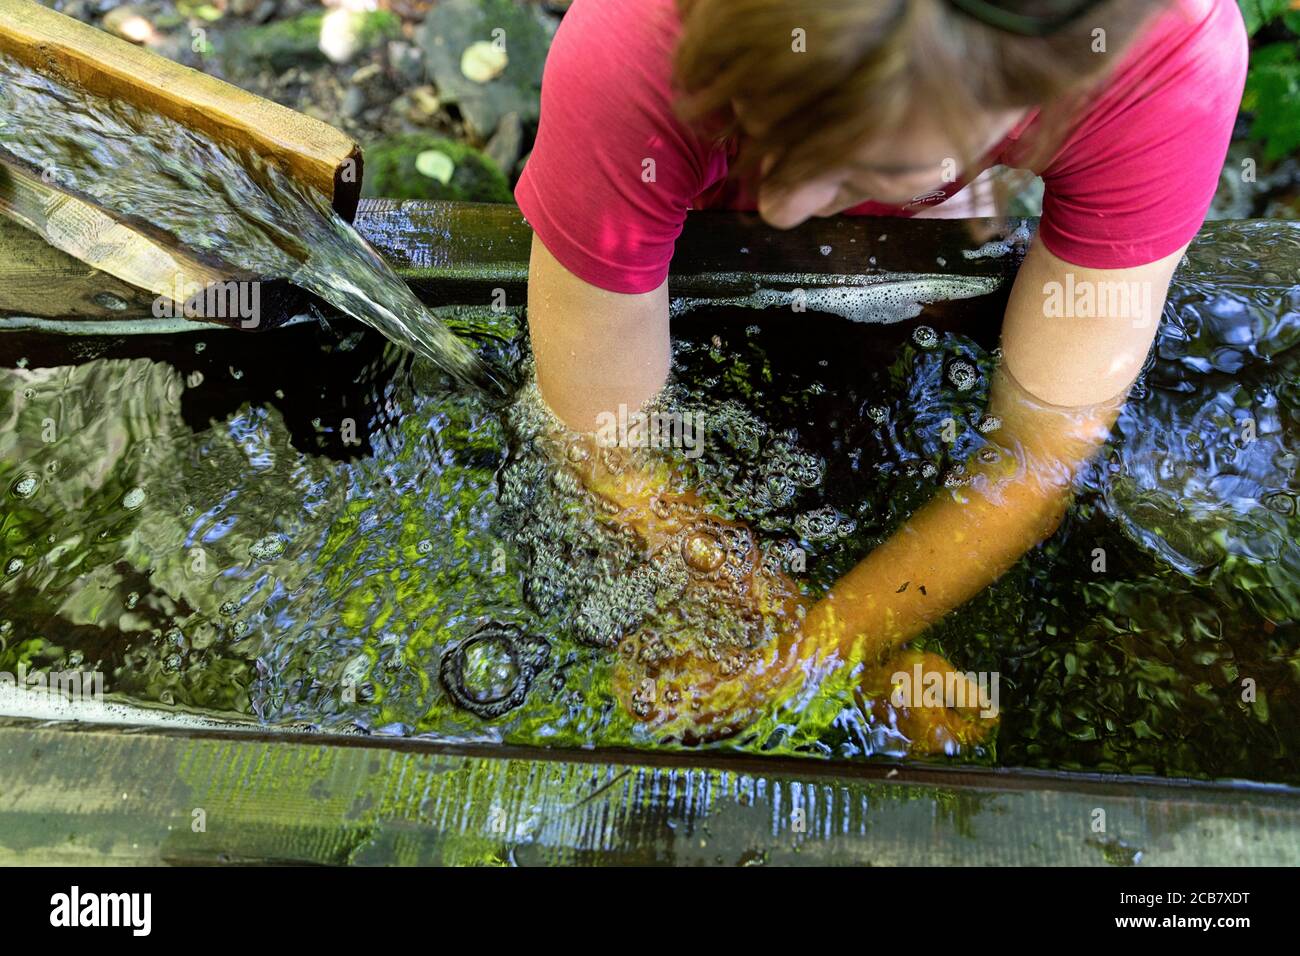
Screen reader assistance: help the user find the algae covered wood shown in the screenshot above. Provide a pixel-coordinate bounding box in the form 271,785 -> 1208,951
0,0 -> 362,219
0,719 -> 1297,865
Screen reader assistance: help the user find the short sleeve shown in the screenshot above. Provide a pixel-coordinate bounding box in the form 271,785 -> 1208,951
514,0 -> 721,294
1037,0 -> 1248,269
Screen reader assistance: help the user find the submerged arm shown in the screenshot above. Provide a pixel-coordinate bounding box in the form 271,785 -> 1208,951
623,239 -> 1188,745
803,239 -> 1188,664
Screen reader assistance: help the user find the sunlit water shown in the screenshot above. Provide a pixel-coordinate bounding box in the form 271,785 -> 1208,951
2,222 -> 1298,781
0,54 -> 496,392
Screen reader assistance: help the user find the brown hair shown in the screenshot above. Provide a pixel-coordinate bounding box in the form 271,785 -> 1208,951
673,0 -> 1170,204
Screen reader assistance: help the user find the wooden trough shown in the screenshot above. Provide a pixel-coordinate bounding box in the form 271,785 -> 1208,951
0,0 -> 361,321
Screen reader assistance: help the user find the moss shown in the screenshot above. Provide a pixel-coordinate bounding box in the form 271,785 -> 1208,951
361,135 -> 513,203
223,11 -> 401,75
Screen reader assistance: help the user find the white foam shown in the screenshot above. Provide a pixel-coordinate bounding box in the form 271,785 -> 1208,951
0,683 -> 287,732
961,223 -> 1032,260
670,272 -> 1002,325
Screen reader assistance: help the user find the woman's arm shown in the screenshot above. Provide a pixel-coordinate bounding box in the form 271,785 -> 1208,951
800,238 -> 1190,663
527,233 -> 670,431
616,238 -> 1190,746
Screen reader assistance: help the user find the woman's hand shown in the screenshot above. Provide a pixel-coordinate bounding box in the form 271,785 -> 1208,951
538,428 -> 997,752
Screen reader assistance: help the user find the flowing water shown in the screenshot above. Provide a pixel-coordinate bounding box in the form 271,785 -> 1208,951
2,219 -> 1298,782
0,54 -> 497,392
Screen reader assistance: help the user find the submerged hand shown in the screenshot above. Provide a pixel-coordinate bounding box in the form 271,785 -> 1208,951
543,424 -> 997,754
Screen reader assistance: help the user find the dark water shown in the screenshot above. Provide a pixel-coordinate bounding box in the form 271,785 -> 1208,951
0,53 -> 495,392
2,227 -> 1298,781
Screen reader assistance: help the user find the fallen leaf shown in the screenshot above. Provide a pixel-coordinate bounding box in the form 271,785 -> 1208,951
415,150 -> 455,184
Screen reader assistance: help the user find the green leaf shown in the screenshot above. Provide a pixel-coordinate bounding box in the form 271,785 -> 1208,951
415,150 -> 456,185
1238,0 -> 1292,36
1244,41 -> 1300,160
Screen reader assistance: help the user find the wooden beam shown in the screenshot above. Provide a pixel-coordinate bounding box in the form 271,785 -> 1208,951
4,201 -> 1297,331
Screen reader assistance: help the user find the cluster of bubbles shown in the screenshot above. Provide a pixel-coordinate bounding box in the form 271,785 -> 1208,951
497,371 -> 836,663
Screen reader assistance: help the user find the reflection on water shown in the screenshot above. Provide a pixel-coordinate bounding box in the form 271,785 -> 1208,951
2,227 -> 1299,782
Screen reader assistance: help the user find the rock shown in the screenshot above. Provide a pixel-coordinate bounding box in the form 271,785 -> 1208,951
388,40 -> 425,86
320,8 -> 386,65
349,62 -> 383,86
362,134 -> 513,203
460,40 -> 508,84
251,0 -> 278,23
340,84 -> 367,120
419,0 -> 555,139
102,6 -> 157,44
398,84 -> 442,123
486,111 -> 524,181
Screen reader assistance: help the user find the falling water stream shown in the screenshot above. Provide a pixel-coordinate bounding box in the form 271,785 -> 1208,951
0,53 -> 497,392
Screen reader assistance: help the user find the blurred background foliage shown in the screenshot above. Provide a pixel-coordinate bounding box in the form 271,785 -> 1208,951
28,0 -> 1300,217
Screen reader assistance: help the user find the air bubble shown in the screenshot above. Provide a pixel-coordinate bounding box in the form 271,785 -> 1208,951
794,506 -> 856,541
682,530 -> 726,573
10,473 -> 38,498
249,533 -> 286,560
1264,492 -> 1296,516
912,325 -> 938,349
946,360 -> 977,392
439,623 -> 550,719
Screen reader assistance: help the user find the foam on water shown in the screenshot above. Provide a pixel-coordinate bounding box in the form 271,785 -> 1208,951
670,274 -> 1002,324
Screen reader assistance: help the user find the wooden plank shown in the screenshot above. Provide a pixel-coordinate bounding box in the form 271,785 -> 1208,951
0,0 -> 362,219
0,719 -> 1296,865
0,148 -> 245,321
0,213 -> 154,318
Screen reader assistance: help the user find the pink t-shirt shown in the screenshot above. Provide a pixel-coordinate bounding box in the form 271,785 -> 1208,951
516,0 -> 1247,295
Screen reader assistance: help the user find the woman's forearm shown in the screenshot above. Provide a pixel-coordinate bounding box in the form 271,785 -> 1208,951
801,364 -> 1127,665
